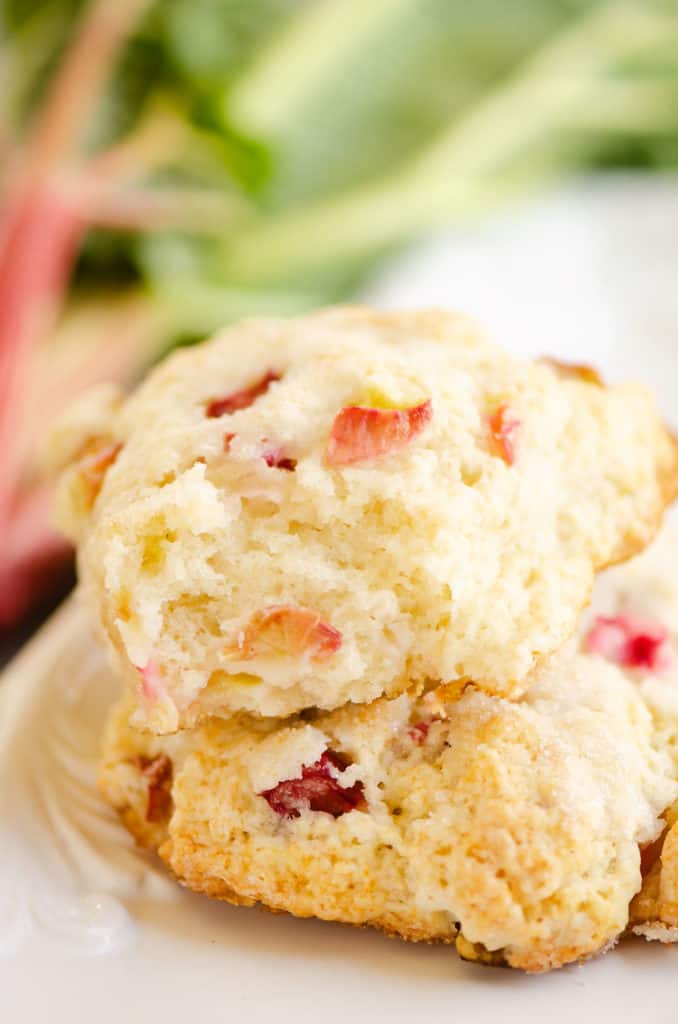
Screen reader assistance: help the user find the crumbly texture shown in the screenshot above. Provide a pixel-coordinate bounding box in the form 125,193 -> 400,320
53,307 -> 678,732
99,645 -> 676,972
99,698 -> 195,851
629,801 -> 678,941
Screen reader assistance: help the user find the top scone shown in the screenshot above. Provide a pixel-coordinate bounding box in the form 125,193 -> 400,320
51,307 -> 678,732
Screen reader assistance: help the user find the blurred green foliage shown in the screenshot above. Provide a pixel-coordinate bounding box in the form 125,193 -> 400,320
4,0 -> 678,334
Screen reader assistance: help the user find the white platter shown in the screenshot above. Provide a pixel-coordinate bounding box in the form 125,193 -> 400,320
3,175 -> 678,1023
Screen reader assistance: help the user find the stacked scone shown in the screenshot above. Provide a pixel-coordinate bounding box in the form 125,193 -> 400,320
50,307 -> 678,972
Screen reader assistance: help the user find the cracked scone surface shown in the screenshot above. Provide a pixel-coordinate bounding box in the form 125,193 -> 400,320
53,307 -> 678,731
100,648 -> 676,972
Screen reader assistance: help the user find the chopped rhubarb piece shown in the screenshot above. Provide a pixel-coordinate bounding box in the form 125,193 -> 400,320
206,371 -> 280,418
78,437 -> 122,505
541,357 -> 603,386
406,714 -> 444,744
228,605 -> 341,662
136,659 -> 167,701
488,403 -> 520,465
220,434 -> 295,468
138,754 -> 173,823
262,444 -> 297,471
325,399 -> 432,466
407,720 -> 431,743
260,750 -> 365,819
585,614 -> 671,672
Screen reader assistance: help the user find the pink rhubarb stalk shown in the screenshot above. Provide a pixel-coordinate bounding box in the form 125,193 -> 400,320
0,0 -> 151,627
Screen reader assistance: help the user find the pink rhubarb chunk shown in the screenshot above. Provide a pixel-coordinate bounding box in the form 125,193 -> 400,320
137,659 -> 168,701
206,371 -> 279,418
325,399 -> 432,466
488,403 -> 520,465
407,720 -> 432,744
260,750 -> 365,819
585,614 -> 671,672
262,444 -> 297,471
228,605 -> 342,662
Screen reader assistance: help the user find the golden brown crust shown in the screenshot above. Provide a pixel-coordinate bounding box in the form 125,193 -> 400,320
99,639 -> 677,974
630,802 -> 678,937
455,934 -> 508,968
165,834 -> 452,940
112,809 -> 619,971
539,356 -> 604,387
116,803 -> 165,852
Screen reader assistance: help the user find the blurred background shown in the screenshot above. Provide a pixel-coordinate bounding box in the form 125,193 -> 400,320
2,0 -> 678,652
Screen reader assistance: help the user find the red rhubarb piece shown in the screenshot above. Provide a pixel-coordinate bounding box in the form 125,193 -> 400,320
262,445 -> 296,471
488,403 -> 519,465
407,720 -> 431,744
585,614 -> 671,672
228,605 -> 341,662
325,399 -> 432,466
138,754 -> 173,823
260,750 -> 365,819
206,371 -> 279,418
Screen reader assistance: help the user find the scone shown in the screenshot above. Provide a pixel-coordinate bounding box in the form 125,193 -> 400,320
100,645 -> 677,972
52,307 -> 678,732
577,530 -> 678,943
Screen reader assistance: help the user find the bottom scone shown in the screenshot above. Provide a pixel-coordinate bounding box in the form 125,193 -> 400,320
99,530 -> 678,973
100,523 -> 678,975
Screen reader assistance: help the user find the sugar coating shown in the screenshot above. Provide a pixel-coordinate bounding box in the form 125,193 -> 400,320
53,307 -> 678,732
100,644 -> 677,972
582,530 -> 678,938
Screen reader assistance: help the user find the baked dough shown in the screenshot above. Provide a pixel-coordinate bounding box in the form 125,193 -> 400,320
52,308 -> 678,732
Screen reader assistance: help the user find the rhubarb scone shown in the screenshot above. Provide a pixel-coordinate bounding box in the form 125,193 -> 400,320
52,307 -> 678,732
578,528 -> 678,943
100,646 -> 677,972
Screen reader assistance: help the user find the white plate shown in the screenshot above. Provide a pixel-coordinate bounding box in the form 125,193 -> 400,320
3,174 -> 678,1023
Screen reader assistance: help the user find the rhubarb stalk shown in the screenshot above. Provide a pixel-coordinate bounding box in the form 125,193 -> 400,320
0,0 -> 152,628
